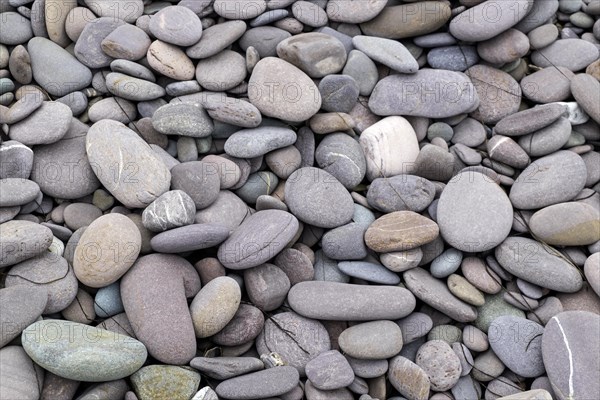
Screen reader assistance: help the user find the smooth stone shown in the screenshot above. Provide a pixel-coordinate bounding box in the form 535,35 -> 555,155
452,375 -> 480,400
285,167 -> 354,228
494,103 -> 568,136
276,32 -> 346,78
427,45 -> 479,71
274,247 -> 314,285
196,50 -> 246,91
105,72 -> 165,101
318,74 -> 359,113
352,35 -> 418,73
346,357 -> 388,380
201,155 -> 242,189
463,325 -> 489,352
110,59 -> 155,82
403,267 -> 478,323
388,355 -> 430,400
0,179 -> 39,207
149,6 -> 202,46
542,311 -> 600,400
147,40 -> 196,81
235,171 -> 279,204
498,390 -> 553,400
94,282 -> 124,318
74,17 -> 126,68
83,0 -> 143,22
367,175 -> 435,213
360,2 -> 451,39
190,357 -> 263,380
369,70 -> 479,118
452,117 -> 487,147
239,26 -> 291,58
291,1 -> 327,27
571,73 -> 600,124
190,276 -> 240,338
73,213 -> 140,287
0,92 -> 43,125
496,237 -> 583,292
449,0 -> 534,41
396,312 -> 433,345
101,24 -> 151,61
306,350 -> 354,390
509,151 -> 587,209
9,101 -> 72,145
515,0 -> 559,33
475,292 -> 525,332
342,50 -> 378,96
89,97 -> 137,124
86,120 -> 171,208
76,380 -> 129,400
22,320 -> 147,382
288,281 -> 415,321
528,24 -> 559,48
365,211 -> 439,252
338,261 -> 401,285
131,365 -> 200,400
244,263 -> 290,311
216,366 -> 299,399
203,97 -> 262,129
339,320 -> 403,360
416,340 -> 462,391
477,29 -> 530,64
224,126 -> 296,158
430,248 -> 463,278
248,57 -> 321,122
529,202 -> 600,246
0,12 -> 33,45
212,303 -> 264,346
8,45 -> 32,85
0,220 -> 53,268
194,190 -> 250,232
472,349 -> 505,382
0,346 -> 43,400
321,222 -> 368,261
265,145 -> 301,180
326,0 -> 386,23
359,116 -> 420,180
489,316 -> 545,378
217,209 -> 298,269
152,103 -> 213,138
213,0 -> 267,19
0,286 -> 47,347
585,253 -> 600,296
452,342 -> 474,376
63,203 -> 102,230
256,311 -> 330,375
142,190 -> 195,232
448,274 -> 486,306
467,64 -> 521,124
437,171 -> 513,252
60,287 -> 95,324
521,67 -> 574,103
518,117 -> 572,157
150,223 -> 229,253
531,39 -> 599,71
313,250 -> 348,283
250,9 -> 288,27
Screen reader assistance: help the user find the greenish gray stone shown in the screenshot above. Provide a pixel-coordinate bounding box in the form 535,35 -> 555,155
131,365 -> 200,400
475,292 -> 525,332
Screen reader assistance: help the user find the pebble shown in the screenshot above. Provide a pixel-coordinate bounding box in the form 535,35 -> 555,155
276,32 -> 346,78
367,175 -> 435,213
244,262 -> 290,311
306,350 -> 354,390
520,67 -> 574,103
448,274 -> 486,306
518,117 -> 572,157
467,64 -> 522,124
22,319 -> 147,382
531,39 -> 599,71
494,103 -> 568,137
338,261 -> 401,285
416,340 -> 462,391
131,365 -> 201,400
0,12 -> 33,45
288,281 -> 416,321
478,29 -> 530,65
342,50 -> 378,96
352,36 -> 418,73
212,303 -> 264,346
584,253 -> 600,296
150,6 -> 202,46
0,286 -> 47,347
339,320 -> 403,360
190,276 -> 241,338
105,72 -> 166,101
225,126 -> 296,158
365,211 -> 439,252
142,190 -> 196,232
318,74 -> 359,113
9,101 -> 72,145
369,70 -> 479,118
475,292 -> 525,332
94,281 -> 124,318
321,222 -> 368,260
489,316 -> 545,377
0,346 -> 43,400
571,73 -> 600,124
150,223 -> 229,253
196,50 -> 246,91
153,103 -> 213,138
147,40 -> 196,81
529,202 -> 600,246
190,357 -> 263,381
101,24 -> 150,61
528,24 -> 560,49
427,45 -> 479,71
63,202 -> 102,230
542,311 -> 600,400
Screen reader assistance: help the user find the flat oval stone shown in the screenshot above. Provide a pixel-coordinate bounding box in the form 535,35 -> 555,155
101,24 -> 150,61
244,262 -> 290,311
142,190 -> 195,232
327,0 -> 387,23
404,267 -> 478,323
339,320 -> 403,360
152,103 -> 213,138
287,281 -> 416,321
285,167 -> 354,228
449,0 -> 534,41
495,237 -> 583,292
187,20 -> 247,59
224,126 -> 296,158
194,190 -> 250,232
494,103 -> 568,137
529,202 -> 600,246
509,151 -> 587,209
361,2 -> 451,39
276,32 -> 346,78
190,357 -> 263,381
149,6 -> 202,46
150,223 -> 229,253
518,117 -> 572,157
217,209 -> 299,269
531,39 -> 599,71
212,303 -> 264,346
22,319 -> 147,382
359,116 -> 420,180
0,286 -> 47,347
131,365 -> 200,400
0,178 -> 39,207
542,311 -> 600,400
585,253 -> 600,297
9,101 -> 72,145
239,26 -> 291,58
437,171 -> 513,252
338,261 -> 400,285
73,213 -> 141,287
0,346 -> 43,400
388,356 -> 430,400
305,350 -> 354,390
572,72 -> 600,124
105,72 -> 165,101
196,50 -> 246,91
367,175 -> 435,213
467,64 -> 521,124
416,340 -> 462,391
190,276 -> 240,338
0,12 -> 33,45
170,161 -> 220,209
256,311 -> 330,375
352,35 -> 418,73
365,211 -> 439,252
74,17 -> 125,68
489,316 -> 545,378
121,254 -> 199,364
521,66 -> 574,103
0,220 -> 53,268
94,282 -> 124,318
248,57 -> 321,122
369,70 -> 479,118
216,366 -> 299,399
427,45 -> 479,71
86,119 -> 171,208
478,29 -> 530,64
147,40 -> 195,81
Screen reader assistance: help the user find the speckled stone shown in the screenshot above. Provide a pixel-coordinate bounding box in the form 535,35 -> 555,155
131,365 -> 200,400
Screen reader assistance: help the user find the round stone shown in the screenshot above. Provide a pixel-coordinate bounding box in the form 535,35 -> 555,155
0,346 -> 43,400
367,175 -> 435,213
521,66 -> 574,103
365,211 -> 439,252
339,320 -> 403,360
529,202 -> 600,246
152,103 -> 213,138
147,40 -> 195,81
149,6 -> 202,46
170,161 -> 221,209
142,190 -> 196,232
63,202 -> 102,230
467,64 -> 521,124
318,74 -> 359,113
9,101 -> 72,146
416,340 -> 462,392
531,39 -> 599,71
0,220 -> 53,268
427,45 -> 479,71
244,263 -> 290,311
0,179 -> 40,207
388,356 -> 431,400
477,29 -> 530,65
101,24 -> 150,61
212,303 -> 264,346
190,276 -> 241,338
131,365 -> 201,400
276,32 -> 346,78
285,167 -> 354,229
1,13 -> 32,45
352,35 -> 418,73
196,50 -> 246,91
